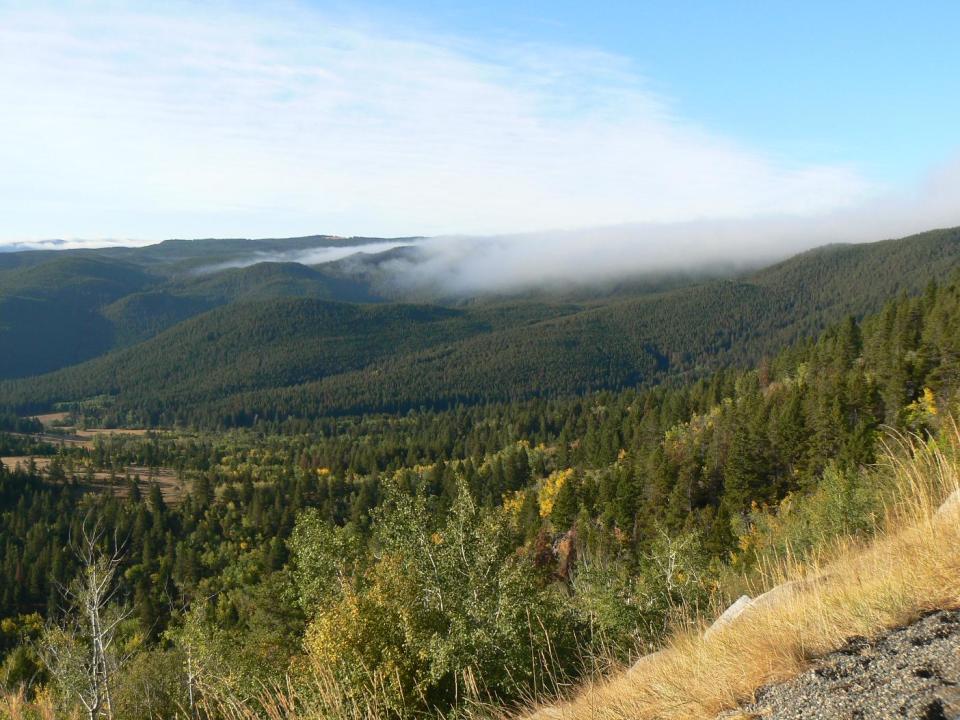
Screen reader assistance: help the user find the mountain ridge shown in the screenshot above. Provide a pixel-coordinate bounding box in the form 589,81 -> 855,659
4,226 -> 960,424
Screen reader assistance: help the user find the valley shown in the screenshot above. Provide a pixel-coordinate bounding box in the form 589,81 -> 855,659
3,227 -> 960,720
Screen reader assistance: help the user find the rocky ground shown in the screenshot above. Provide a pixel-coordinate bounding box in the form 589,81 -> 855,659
727,609 -> 960,719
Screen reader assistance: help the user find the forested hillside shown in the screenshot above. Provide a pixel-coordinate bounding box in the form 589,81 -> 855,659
2,258 -> 960,717
0,256 -> 165,376
0,236 -> 407,378
5,227 -> 960,425
102,262 -> 383,346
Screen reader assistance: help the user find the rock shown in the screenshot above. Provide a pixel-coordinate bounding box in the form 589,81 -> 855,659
751,575 -> 831,611
935,686 -> 960,719
704,595 -> 753,640
704,577 -> 831,642
936,489 -> 960,519
750,581 -> 803,611
629,648 -> 667,673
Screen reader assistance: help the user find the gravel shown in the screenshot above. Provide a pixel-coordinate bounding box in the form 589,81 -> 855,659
726,609 -> 960,720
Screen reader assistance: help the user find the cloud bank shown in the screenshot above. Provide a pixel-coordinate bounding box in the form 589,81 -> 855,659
2,3 -> 958,295
4,155 -> 959,297
381,155 -> 960,295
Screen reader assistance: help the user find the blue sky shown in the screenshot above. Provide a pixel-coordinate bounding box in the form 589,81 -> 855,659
1,0 -> 958,245
355,0 -> 960,182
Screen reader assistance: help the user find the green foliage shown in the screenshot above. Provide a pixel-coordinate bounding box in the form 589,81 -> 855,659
294,479 -> 581,715
733,464 -> 883,572
110,647 -> 188,720
0,236 -> 395,380
0,614 -> 44,692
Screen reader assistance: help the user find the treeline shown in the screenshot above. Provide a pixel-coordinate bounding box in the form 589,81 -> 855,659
0,236 -> 397,379
0,414 -> 41,434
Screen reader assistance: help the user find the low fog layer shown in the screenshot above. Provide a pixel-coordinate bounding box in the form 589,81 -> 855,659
194,241 -> 413,274
374,157 -> 960,296
0,238 -> 155,252
2,158 -> 958,298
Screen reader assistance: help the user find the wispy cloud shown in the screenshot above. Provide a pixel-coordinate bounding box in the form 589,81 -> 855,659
193,240 -> 415,274
0,1 -> 875,241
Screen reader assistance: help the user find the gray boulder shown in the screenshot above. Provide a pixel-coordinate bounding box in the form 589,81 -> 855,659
704,595 -> 754,640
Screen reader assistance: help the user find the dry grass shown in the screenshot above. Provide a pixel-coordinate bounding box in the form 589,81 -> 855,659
0,457 -> 185,504
195,669 -> 410,720
0,457 -> 54,472
0,687 -> 57,720
32,412 -> 71,427
514,431 -> 960,720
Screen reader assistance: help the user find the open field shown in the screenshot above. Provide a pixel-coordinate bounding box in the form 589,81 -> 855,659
33,411 -> 71,425
11,426 -> 153,449
0,455 -> 185,504
69,427 -> 152,446
0,456 -> 53,471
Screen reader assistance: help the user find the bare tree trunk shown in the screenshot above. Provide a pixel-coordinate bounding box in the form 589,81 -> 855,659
186,646 -> 197,719
42,516 -> 129,720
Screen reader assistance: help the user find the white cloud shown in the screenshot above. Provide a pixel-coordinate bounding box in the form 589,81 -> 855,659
0,1 -> 876,242
0,237 -> 155,252
382,153 -> 960,295
193,240 -> 415,274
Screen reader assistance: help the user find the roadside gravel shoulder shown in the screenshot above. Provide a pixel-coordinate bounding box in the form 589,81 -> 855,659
724,609 -> 960,719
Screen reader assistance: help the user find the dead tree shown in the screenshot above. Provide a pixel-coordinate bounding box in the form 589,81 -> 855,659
41,518 -> 131,720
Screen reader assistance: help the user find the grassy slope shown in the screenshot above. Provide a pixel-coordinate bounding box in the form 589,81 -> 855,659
515,433 -> 960,720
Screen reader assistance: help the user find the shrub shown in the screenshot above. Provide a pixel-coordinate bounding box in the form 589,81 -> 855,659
292,478 -> 583,716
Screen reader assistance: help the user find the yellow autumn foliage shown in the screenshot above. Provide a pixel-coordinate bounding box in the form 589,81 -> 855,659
502,490 -> 526,518
539,468 -> 573,519
303,554 -> 426,712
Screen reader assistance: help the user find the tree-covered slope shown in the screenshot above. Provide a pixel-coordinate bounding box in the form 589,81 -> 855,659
159,227 -> 960,419
102,262 -> 382,345
0,256 -> 159,377
6,260 -> 960,719
0,238 -> 403,377
5,227 -> 960,424
1,298 -> 578,419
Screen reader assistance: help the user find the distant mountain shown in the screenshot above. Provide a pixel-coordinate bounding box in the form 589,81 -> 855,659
2,297 -> 575,420
3,226 -> 959,425
103,262 -> 381,346
0,256 -> 159,377
0,236 -> 414,378
82,234 -> 420,275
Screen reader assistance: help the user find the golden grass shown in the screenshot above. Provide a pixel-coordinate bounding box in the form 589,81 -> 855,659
0,687 -> 57,720
195,670 -> 404,720
0,457 -> 185,505
514,431 -> 960,720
